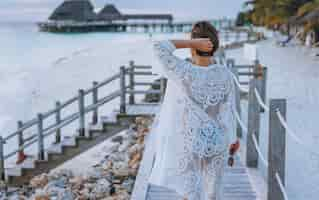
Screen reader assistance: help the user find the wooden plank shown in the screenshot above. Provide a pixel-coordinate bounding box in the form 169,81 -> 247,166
231,60 -> 243,138
246,79 -> 259,167
268,99 -> 286,200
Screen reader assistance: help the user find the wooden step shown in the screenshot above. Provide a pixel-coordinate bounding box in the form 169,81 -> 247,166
146,184 -> 183,200
6,122 -> 128,186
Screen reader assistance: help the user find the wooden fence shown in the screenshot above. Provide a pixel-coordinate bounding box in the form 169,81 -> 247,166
0,61 -> 165,181
227,58 -> 289,200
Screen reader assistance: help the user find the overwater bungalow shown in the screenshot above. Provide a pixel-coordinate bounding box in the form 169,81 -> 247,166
38,0 -> 177,33
97,4 -> 125,21
97,4 -> 173,23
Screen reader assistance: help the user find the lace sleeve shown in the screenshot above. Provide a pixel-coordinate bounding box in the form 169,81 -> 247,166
153,40 -> 191,81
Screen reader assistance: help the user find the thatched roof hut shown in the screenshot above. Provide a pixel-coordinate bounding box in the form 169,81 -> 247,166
97,4 -> 173,22
97,4 -> 124,21
48,2 -> 173,23
49,0 -> 96,21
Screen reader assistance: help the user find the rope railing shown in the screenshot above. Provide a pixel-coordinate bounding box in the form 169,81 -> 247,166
254,88 -> 270,112
230,72 -> 249,93
252,133 -> 269,168
275,110 -> 319,156
234,111 -> 248,134
253,85 -> 317,157
235,108 -> 289,200
228,57 -> 289,200
275,173 -> 289,200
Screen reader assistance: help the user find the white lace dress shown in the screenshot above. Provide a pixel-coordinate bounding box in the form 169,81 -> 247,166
148,40 -> 237,200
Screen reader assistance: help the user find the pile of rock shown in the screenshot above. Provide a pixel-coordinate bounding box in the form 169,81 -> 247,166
3,117 -> 153,200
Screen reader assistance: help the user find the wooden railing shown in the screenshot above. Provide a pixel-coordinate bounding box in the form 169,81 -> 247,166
0,61 -> 165,180
227,58 -> 290,200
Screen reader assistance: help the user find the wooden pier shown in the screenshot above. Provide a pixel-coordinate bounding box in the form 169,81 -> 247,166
37,20 -> 234,33
37,21 -> 194,33
38,1 -> 235,33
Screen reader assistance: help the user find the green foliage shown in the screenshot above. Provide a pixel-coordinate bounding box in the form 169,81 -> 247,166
236,12 -> 252,26
297,1 -> 319,16
242,0 -> 318,26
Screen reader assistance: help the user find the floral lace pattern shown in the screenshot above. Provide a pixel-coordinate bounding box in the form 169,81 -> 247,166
153,40 -> 236,200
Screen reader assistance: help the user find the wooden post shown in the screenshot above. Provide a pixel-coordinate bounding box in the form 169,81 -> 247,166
55,101 -> 61,143
260,67 -> 268,112
236,31 -> 240,42
228,59 -> 243,138
92,81 -> 99,124
219,48 -> 226,65
129,61 -> 135,105
254,60 -> 266,112
78,89 -> 85,137
225,30 -> 229,42
246,78 -> 262,168
268,99 -> 286,200
16,121 -> 26,163
160,77 -> 166,102
37,113 -> 45,160
120,66 -> 126,114
253,60 -> 260,78
0,136 -> 5,180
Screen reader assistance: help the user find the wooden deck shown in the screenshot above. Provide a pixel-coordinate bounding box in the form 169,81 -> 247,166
131,103 -> 257,200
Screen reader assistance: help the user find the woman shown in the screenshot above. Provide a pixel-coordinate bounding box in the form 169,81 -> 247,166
148,21 -> 240,200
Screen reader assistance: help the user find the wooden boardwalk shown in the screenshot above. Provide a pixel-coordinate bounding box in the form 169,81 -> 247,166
131,104 -> 257,200
144,160 -> 257,200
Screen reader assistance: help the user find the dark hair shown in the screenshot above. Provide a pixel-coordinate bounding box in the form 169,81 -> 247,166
191,21 -> 219,56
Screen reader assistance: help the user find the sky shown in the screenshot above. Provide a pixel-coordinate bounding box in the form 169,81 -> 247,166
0,0 -> 247,22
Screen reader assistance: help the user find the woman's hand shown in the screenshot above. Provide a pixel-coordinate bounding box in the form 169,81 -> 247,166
190,38 -> 214,52
229,140 -> 240,155
228,140 -> 240,167
170,39 -> 213,51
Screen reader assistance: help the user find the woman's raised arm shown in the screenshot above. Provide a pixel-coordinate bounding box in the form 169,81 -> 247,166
153,39 -> 213,81
153,40 -> 191,81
